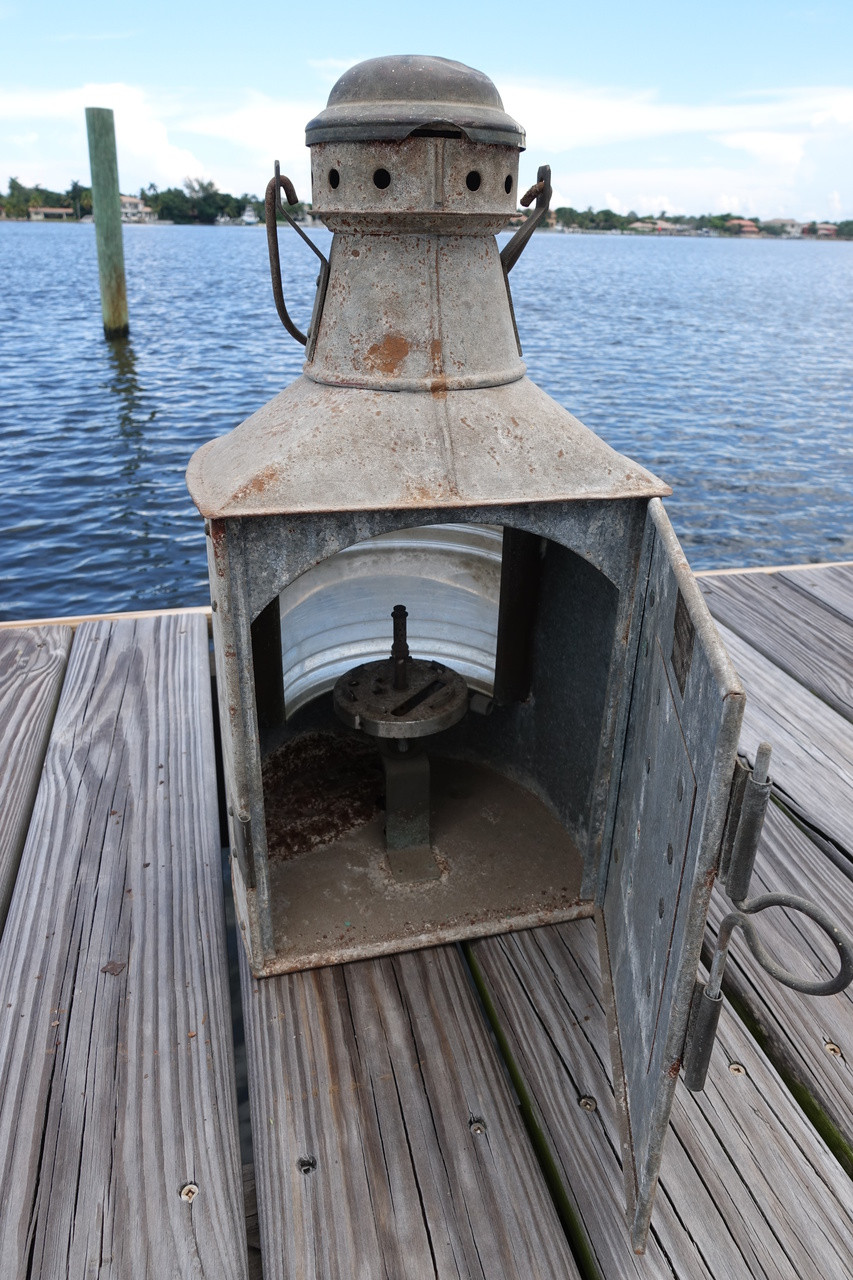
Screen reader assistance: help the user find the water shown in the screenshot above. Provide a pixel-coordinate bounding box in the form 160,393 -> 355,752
1,222 -> 851,621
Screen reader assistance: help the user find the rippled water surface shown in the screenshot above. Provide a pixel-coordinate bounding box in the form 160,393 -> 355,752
1,223 -> 851,620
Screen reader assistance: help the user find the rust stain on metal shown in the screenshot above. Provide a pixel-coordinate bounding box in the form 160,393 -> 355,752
363,332 -> 410,374
237,464 -> 280,499
263,732 -> 383,862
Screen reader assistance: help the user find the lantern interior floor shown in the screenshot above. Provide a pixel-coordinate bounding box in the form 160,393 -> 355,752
3,559 -> 853,1279
262,755 -> 590,974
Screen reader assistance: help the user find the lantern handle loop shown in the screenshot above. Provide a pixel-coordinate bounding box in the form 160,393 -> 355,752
500,164 -> 552,274
265,162 -> 330,350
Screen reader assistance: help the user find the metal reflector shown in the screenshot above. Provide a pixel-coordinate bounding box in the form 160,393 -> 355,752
278,524 -> 502,714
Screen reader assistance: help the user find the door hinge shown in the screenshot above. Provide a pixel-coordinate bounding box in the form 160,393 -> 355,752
683,742 -> 853,1092
718,745 -> 772,902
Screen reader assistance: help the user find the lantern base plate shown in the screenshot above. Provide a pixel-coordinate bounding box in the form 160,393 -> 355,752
256,753 -> 590,976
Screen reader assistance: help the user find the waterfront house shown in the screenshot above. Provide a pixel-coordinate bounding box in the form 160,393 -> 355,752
726,218 -> 759,236
120,194 -> 154,223
29,206 -> 74,221
763,218 -> 803,237
815,222 -> 838,238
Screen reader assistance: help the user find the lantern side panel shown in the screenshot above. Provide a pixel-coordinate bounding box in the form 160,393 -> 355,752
598,498 -> 744,1251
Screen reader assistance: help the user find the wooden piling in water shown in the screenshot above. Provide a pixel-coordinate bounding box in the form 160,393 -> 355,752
85,107 -> 129,340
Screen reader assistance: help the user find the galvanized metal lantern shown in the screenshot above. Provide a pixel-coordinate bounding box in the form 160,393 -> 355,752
187,55 -> 850,1249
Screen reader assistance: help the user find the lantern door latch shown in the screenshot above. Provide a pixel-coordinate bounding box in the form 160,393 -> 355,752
683,743 -> 853,1091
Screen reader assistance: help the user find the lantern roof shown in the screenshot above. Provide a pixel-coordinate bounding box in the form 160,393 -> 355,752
186,375 -> 670,519
305,55 -> 525,148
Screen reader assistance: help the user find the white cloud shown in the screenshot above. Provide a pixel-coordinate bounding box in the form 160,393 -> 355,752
713,130 -> 808,167
544,164 -> 807,218
0,83 -> 204,190
179,93 -> 316,196
499,80 -> 853,153
1,77 -> 851,218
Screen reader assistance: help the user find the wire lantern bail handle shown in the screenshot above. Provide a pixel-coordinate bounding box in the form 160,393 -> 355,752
265,161 -> 330,348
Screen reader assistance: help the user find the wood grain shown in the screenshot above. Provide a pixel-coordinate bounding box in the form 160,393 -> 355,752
471,918 -> 853,1279
0,604 -> 212,634
240,941 -> 581,1280
780,563 -> 853,624
716,621 -> 853,856
707,802 -> 853,1168
0,626 -> 71,938
0,615 -> 247,1278
700,572 -> 853,722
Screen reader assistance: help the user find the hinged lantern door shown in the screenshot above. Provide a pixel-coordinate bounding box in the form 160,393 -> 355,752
598,498 -> 744,1251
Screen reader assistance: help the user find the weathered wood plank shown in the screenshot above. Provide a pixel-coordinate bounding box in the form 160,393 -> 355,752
700,572 -> 853,721
471,919 -> 853,1278
241,942 -> 581,1280
780,563 -> 853,625
0,615 -> 247,1278
0,604 -> 212,634
707,802 -> 853,1171
716,621 -> 853,856
0,626 -> 71,937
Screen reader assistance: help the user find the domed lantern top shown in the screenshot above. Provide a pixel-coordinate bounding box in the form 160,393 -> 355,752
304,54 -> 526,147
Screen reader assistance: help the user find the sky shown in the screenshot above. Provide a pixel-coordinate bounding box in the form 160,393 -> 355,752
2,0 -> 853,220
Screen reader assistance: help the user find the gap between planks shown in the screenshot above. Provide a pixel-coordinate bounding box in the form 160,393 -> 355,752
0,626 -> 71,939
706,801 -> 853,1176
240,941 -> 582,1280
0,614 -> 247,1278
699,571 -> 853,723
470,917 -> 853,1280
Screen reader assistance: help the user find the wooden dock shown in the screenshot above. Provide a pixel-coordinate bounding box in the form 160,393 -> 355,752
1,561 -> 852,1278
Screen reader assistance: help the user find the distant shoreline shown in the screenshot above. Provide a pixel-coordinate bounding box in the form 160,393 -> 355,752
2,218 -> 850,243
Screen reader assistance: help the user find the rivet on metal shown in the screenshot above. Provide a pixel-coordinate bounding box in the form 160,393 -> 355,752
469,1116 -> 487,1135
729,1062 -> 746,1076
297,1155 -> 317,1174
825,1042 -> 842,1057
579,1096 -> 597,1112
180,1183 -> 199,1203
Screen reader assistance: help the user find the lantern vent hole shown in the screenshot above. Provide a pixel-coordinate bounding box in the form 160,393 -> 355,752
373,168 -> 391,189
505,175 -> 513,194
466,171 -> 481,192
328,169 -> 340,189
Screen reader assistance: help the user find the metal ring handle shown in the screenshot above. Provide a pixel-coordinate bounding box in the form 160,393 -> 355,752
264,164 -> 329,347
710,893 -> 853,998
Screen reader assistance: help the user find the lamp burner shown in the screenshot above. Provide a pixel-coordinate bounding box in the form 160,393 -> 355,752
332,604 -> 469,739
